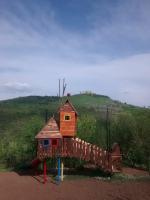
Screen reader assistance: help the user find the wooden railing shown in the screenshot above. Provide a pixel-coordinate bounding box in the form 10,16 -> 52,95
62,138 -> 110,171
37,137 -> 122,173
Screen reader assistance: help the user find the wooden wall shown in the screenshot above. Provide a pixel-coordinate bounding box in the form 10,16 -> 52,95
60,111 -> 77,137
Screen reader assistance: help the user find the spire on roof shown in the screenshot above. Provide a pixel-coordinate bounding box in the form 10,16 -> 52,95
59,98 -> 78,115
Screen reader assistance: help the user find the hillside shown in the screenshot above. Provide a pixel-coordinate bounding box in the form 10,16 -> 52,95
0,94 -> 150,171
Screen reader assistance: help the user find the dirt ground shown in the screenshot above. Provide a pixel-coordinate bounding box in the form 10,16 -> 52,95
122,167 -> 150,176
0,170 -> 150,200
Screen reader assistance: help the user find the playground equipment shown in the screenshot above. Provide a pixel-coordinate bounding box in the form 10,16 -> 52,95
32,98 -> 122,183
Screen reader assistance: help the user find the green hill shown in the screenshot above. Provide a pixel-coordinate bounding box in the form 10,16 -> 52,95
0,94 -> 150,171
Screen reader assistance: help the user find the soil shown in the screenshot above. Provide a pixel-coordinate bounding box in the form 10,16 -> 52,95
0,169 -> 150,200
122,167 -> 149,176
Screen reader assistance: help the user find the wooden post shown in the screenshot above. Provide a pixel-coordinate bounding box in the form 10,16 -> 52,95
43,160 -> 47,184
61,161 -> 64,181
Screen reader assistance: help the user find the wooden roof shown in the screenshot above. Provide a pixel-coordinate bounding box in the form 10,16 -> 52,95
59,99 -> 78,115
35,117 -> 62,139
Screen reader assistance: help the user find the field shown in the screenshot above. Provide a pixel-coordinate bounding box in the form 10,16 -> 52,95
0,168 -> 150,200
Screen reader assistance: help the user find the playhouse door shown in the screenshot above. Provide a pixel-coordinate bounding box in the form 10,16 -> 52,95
52,139 -> 58,147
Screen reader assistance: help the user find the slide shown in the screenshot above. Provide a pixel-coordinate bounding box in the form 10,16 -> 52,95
31,158 -> 41,168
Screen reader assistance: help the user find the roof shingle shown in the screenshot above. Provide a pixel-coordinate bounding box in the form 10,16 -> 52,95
35,117 -> 62,139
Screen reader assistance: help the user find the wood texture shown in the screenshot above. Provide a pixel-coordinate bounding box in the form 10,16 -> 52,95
37,137 -> 122,173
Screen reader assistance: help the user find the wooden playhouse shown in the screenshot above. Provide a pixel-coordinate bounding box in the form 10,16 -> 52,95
33,97 -> 122,183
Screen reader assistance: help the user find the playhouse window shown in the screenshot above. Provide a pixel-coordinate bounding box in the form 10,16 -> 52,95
64,115 -> 70,121
43,139 -> 49,147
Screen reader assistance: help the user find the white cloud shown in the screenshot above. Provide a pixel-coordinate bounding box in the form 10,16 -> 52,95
4,81 -> 30,90
2,82 -> 31,92
0,0 -> 150,106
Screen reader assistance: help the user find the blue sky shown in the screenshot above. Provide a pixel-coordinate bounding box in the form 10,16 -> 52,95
0,0 -> 150,106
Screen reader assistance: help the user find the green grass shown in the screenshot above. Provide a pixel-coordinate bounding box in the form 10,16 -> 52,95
111,173 -> 150,182
0,164 -> 13,172
70,94 -> 112,107
63,175 -> 91,180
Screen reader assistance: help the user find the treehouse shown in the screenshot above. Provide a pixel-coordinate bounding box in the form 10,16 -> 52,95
35,117 -> 62,158
59,99 -> 78,137
35,98 -> 78,158
33,97 -> 122,178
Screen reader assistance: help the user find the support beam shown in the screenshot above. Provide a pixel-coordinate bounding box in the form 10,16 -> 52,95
61,161 -> 64,181
43,160 -> 47,184
57,157 -> 61,184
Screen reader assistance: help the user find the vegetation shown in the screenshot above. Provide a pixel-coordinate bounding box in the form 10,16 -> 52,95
111,173 -> 150,182
0,94 -> 150,172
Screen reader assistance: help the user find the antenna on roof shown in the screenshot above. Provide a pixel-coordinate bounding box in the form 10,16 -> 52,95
58,78 -> 67,97
59,78 -> 61,98
62,78 -> 67,97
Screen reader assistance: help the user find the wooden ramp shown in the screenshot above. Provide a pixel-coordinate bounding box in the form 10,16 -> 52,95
62,138 -> 122,173
37,137 -> 122,173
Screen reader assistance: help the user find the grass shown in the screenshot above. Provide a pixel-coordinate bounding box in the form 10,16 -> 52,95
111,173 -> 150,182
0,164 -> 13,172
56,171 -> 150,182
64,174 -> 91,180
70,94 -> 113,109
52,167 -> 111,181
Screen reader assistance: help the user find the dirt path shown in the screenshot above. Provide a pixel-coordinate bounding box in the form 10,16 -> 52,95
0,172 -> 150,200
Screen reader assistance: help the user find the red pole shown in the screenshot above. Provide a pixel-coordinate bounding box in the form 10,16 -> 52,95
43,160 -> 47,184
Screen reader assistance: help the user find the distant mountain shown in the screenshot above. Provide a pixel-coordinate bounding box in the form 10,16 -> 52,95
0,93 -> 135,109
0,93 -> 145,121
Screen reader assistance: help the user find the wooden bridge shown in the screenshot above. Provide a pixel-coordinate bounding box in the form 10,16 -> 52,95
36,137 -> 122,173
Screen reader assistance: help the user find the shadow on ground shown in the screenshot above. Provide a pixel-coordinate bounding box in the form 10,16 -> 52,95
14,164 -> 110,184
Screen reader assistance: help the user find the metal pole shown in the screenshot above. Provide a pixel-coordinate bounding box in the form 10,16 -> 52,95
57,157 -> 61,184
59,79 -> 61,98
43,160 -> 47,184
62,78 -> 65,97
106,106 -> 109,151
108,111 -> 111,151
106,106 -> 110,168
